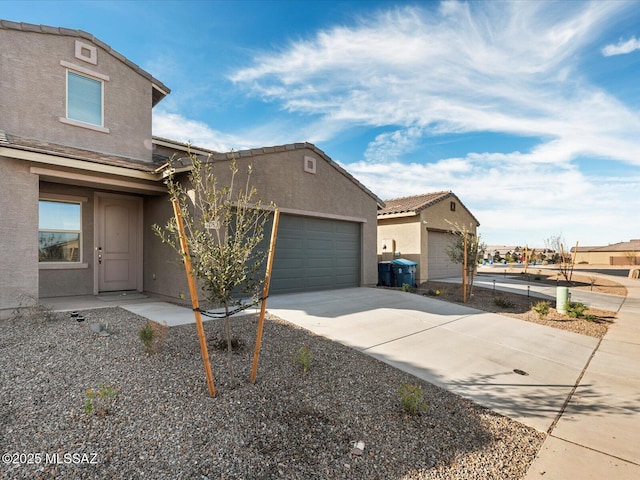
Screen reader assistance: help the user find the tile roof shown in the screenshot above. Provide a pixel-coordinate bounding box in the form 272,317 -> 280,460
379,191 -> 452,215
378,191 -> 480,226
0,20 -> 170,105
575,240 -> 640,252
0,131 -> 161,173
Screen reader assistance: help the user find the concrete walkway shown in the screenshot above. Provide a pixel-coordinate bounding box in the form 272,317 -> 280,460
524,274 -> 640,479
266,287 -> 599,433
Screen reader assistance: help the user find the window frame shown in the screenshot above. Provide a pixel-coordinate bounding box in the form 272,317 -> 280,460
58,61 -> 110,133
38,194 -> 89,270
66,70 -> 104,127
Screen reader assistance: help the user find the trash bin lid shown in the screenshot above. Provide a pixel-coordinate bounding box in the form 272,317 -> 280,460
392,258 -> 418,267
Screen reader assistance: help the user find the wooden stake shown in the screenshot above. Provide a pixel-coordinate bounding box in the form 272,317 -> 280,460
250,208 -> 280,383
463,234 -> 468,303
172,199 -> 216,397
570,241 -> 579,283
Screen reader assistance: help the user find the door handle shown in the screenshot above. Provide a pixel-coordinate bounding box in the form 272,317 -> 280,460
97,247 -> 102,265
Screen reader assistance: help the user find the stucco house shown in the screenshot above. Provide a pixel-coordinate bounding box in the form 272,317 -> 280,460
572,240 -> 640,266
377,191 -> 480,283
0,21 -> 382,317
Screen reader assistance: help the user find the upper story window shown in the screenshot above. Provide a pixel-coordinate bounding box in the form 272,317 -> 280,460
59,60 -> 110,133
38,199 -> 82,263
67,71 -> 103,126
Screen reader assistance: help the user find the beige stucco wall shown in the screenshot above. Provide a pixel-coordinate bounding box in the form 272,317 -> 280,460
0,157 -> 39,317
419,198 -> 478,233
376,196 -> 479,284
377,216 -> 422,278
574,251 -> 640,265
144,147 -> 380,299
0,27 -> 154,161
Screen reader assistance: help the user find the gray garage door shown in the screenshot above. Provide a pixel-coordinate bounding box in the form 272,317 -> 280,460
427,231 -> 460,280
269,215 -> 361,294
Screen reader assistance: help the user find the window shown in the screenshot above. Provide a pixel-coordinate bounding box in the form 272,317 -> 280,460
450,201 -> 456,212
38,200 -> 82,263
67,71 -> 103,126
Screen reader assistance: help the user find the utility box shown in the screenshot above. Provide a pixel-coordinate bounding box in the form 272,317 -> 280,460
391,258 -> 418,288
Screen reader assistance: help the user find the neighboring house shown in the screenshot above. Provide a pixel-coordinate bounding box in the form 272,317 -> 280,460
377,191 -> 480,283
0,21 -> 382,317
572,240 -> 640,265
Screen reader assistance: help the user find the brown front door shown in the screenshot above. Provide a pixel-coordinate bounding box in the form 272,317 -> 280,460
96,193 -> 142,293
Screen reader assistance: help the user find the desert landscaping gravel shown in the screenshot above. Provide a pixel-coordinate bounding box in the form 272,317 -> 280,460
1,307 -> 544,479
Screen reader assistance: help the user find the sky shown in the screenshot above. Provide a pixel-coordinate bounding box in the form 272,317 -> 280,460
3,0 -> 640,247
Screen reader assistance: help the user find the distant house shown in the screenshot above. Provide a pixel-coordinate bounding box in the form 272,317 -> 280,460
572,240 -> 640,265
0,21 -> 382,317
377,191 -> 480,282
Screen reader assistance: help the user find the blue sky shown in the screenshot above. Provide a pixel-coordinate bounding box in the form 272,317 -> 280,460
4,0 -> 640,247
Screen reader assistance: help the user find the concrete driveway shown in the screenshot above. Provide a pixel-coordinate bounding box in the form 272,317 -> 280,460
267,287 -> 598,433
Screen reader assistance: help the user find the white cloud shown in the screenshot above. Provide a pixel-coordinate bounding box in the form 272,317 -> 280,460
343,152 -> 640,246
602,36 -> 640,56
172,1 -> 640,246
152,110 -> 247,152
229,1 -> 639,168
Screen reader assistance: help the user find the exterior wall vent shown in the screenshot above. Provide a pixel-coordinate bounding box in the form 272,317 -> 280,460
304,156 -> 317,174
75,40 -> 97,65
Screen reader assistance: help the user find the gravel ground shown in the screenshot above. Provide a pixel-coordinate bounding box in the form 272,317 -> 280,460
417,278 -> 618,339
1,307 -> 544,480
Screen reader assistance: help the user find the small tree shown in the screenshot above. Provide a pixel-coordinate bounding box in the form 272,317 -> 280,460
445,221 -> 485,300
544,234 -> 577,284
154,151 -> 273,379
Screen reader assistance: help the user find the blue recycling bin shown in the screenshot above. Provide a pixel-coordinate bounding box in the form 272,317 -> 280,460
377,261 -> 393,286
391,258 -> 418,287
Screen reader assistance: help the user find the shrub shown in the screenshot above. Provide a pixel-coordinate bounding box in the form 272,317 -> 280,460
532,301 -> 550,319
398,382 -> 427,416
138,321 -> 167,355
293,344 -> 313,373
565,301 -> 588,319
84,383 -> 118,416
493,297 -> 515,309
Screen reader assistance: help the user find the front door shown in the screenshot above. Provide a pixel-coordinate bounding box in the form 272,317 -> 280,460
95,193 -> 142,293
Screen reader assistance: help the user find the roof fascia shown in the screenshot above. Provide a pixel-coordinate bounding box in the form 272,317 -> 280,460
377,211 -> 417,219
31,166 -> 166,194
0,145 -> 161,182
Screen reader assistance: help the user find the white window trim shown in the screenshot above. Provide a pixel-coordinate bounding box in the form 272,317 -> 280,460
39,195 -> 88,269
60,60 -> 110,81
59,61 -> 110,132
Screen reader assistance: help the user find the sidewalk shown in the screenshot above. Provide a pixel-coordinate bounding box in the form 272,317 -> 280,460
524,273 -> 640,479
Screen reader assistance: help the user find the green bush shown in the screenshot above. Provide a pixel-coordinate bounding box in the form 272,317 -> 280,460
139,323 -> 154,354
398,382 -> 428,416
139,321 -> 167,355
532,301 -> 550,319
565,301 -> 588,319
84,383 -> 118,416
293,344 -> 313,373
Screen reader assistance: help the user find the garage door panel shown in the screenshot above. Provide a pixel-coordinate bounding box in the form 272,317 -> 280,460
427,231 -> 459,279
268,215 -> 361,294
307,238 -> 333,251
